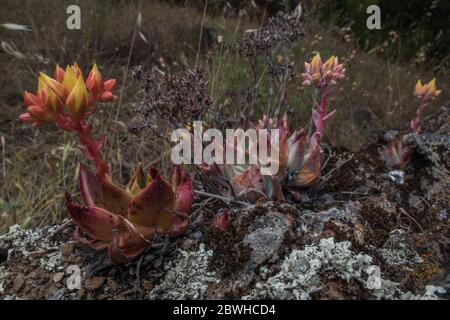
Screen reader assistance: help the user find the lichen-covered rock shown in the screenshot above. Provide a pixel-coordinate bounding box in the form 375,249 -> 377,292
244,238 -> 373,300
149,243 -> 219,299
244,211 -> 293,265
378,229 -> 422,270
0,224 -> 61,263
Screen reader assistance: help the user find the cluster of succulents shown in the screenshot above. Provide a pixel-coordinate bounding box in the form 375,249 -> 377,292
201,53 -> 346,202
19,64 -> 194,263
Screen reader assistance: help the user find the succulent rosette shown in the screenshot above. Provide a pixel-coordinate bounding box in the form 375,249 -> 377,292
201,114 -> 323,202
66,164 -> 194,264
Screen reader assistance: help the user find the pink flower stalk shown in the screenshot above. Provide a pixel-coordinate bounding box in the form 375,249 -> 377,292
302,53 -> 346,142
411,78 -> 441,134
383,78 -> 441,168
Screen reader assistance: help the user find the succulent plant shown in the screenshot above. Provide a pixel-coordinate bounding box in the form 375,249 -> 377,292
201,53 -> 345,202
383,78 -> 441,168
66,164 -> 193,263
19,63 -> 194,263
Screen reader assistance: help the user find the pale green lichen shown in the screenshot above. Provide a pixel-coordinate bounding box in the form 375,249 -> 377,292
243,238 -> 373,300
149,243 -> 219,299
244,237 -> 445,300
378,229 -> 423,270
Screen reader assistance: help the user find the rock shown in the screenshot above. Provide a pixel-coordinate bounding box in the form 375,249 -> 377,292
386,170 -> 405,185
244,211 -> 293,265
84,276 -> 105,291
106,278 -> 119,290
12,274 -> 25,292
378,229 -> 422,270
60,243 -> 74,256
149,243 -> 219,299
52,272 -> 65,283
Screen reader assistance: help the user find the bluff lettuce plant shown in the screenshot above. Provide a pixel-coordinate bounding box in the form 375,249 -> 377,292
383,78 -> 441,168
201,53 -> 346,202
19,64 -> 194,263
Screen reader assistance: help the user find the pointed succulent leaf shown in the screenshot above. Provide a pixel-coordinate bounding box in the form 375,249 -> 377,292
290,143 -> 322,187
383,135 -> 411,168
213,209 -> 230,232
128,167 -> 175,229
173,167 -> 194,215
79,164 -> 103,207
100,176 -> 132,217
65,192 -> 120,242
108,216 -> 153,264
126,163 -> 146,196
231,165 -> 266,202
287,130 -> 309,170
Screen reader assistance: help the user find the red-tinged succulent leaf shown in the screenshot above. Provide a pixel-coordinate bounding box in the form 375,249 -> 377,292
263,175 -> 285,201
173,168 -> 194,215
277,115 -> 291,171
73,227 -> 109,250
100,176 -> 132,217
290,143 -> 323,187
383,135 -> 411,168
104,79 -> 117,92
24,91 -> 42,108
295,146 -> 322,187
128,167 -> 175,229
79,164 -> 102,207
77,144 -> 94,161
171,165 -> 182,190
19,113 -> 34,124
231,165 -> 266,202
109,230 -> 128,264
164,168 -> 194,235
100,91 -> 116,102
65,192 -> 119,242
164,211 -> 190,237
311,108 -> 323,136
170,166 -> 194,232
287,130 -> 309,170
127,163 -> 145,196
108,216 -> 152,264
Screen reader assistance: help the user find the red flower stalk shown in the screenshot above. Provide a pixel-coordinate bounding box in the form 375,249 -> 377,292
20,63 -> 117,178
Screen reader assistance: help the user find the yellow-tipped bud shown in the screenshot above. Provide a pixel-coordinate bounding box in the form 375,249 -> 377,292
311,53 -> 322,74
66,77 -> 89,117
86,63 -> 104,94
38,72 -> 64,99
62,65 -> 79,95
414,78 -> 441,101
